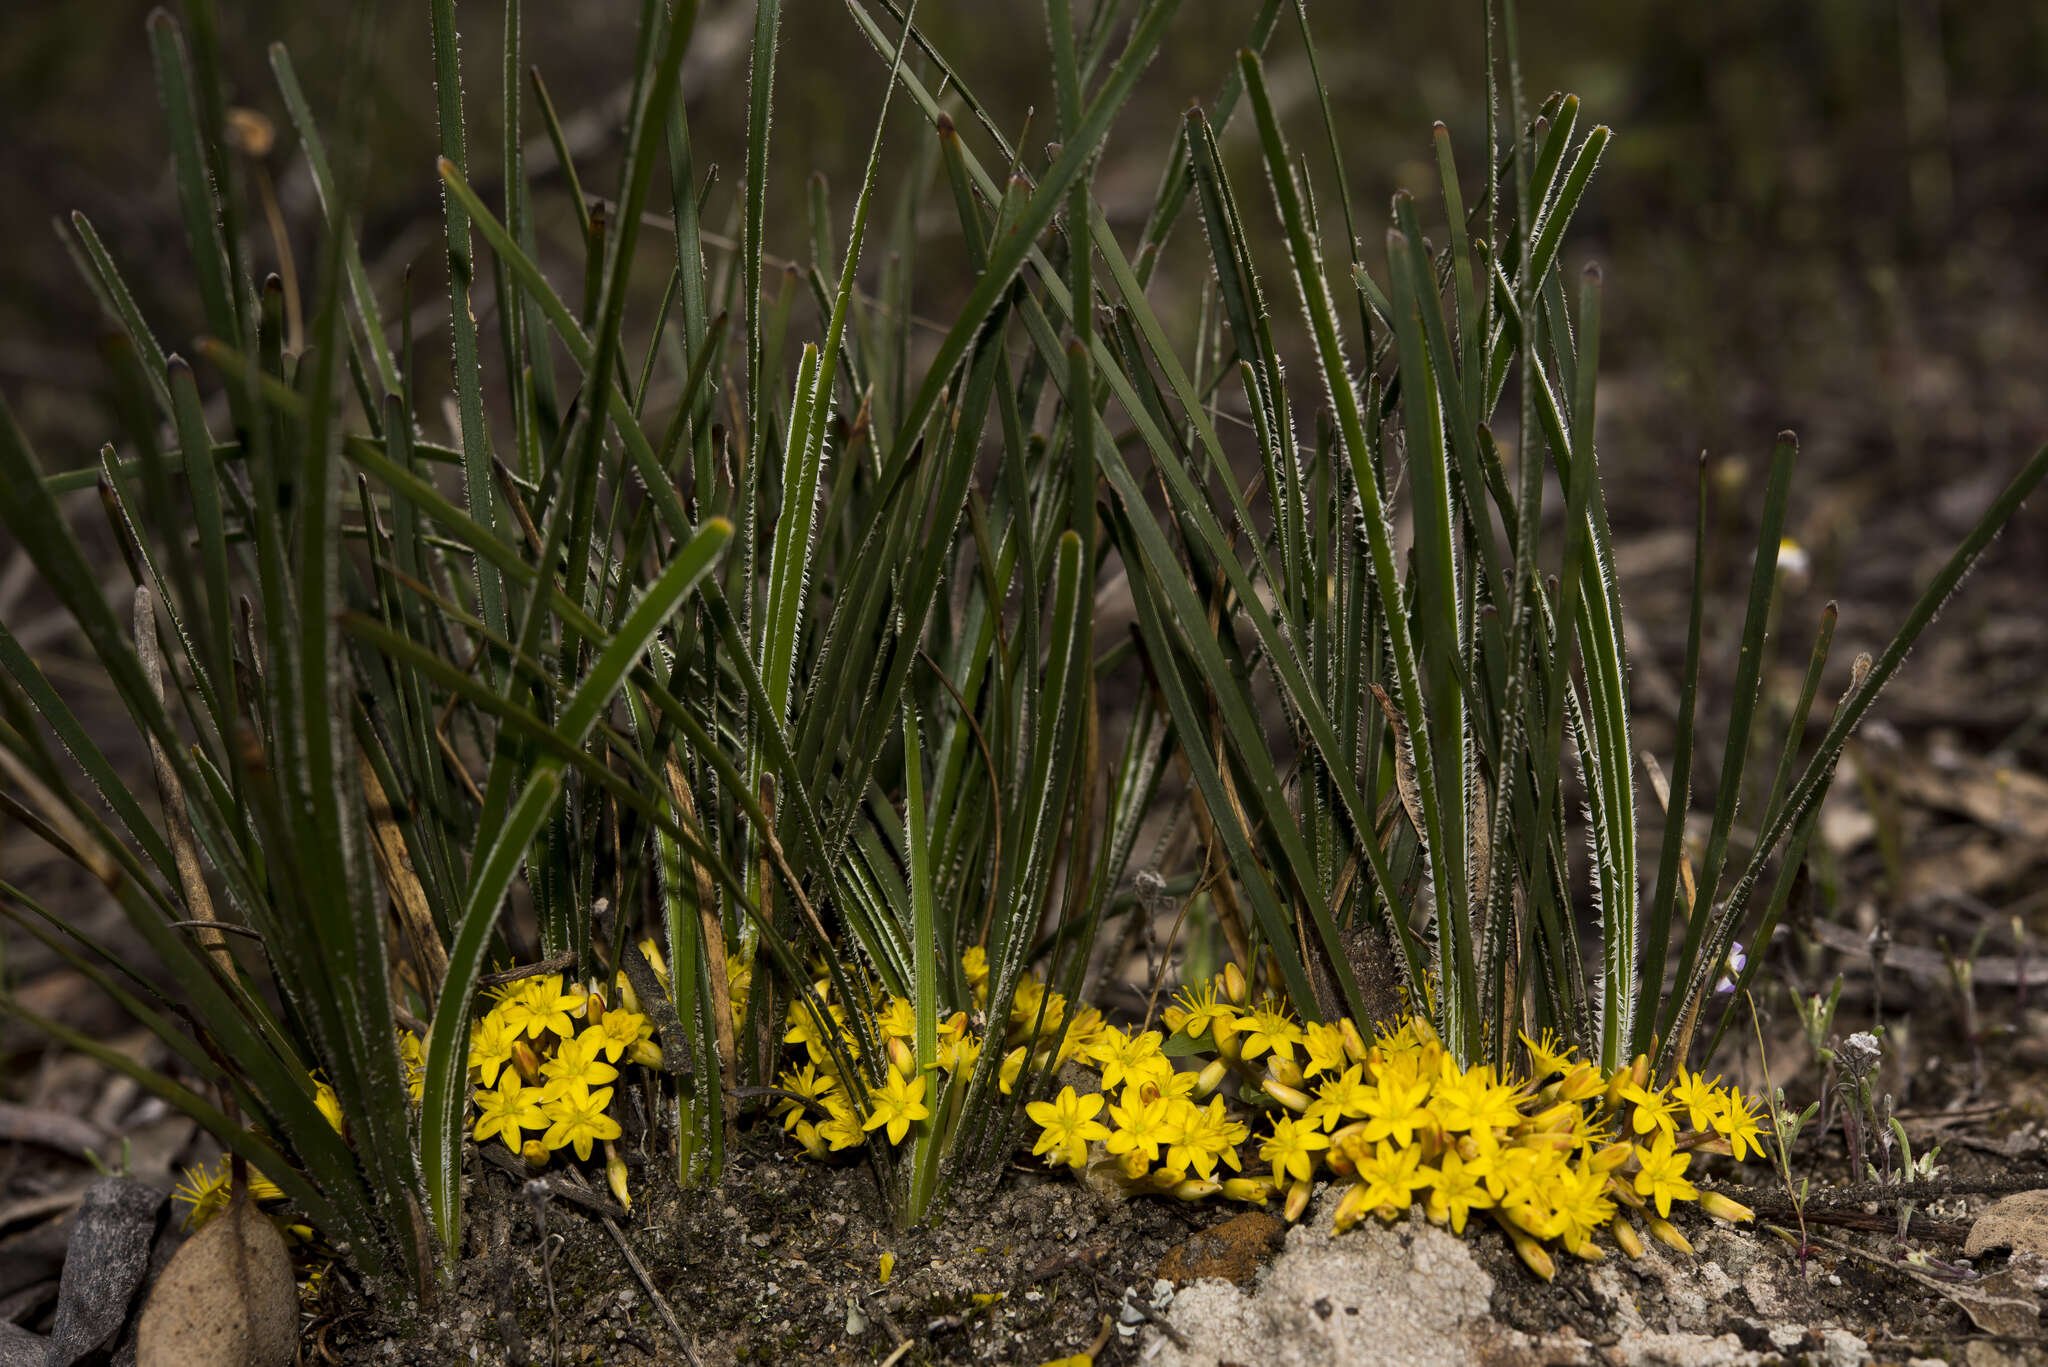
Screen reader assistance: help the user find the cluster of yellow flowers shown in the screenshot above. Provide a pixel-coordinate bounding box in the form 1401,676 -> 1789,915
171,1058 -> 383,1305
173,1055 -> 393,1237
465,966 -> 660,1208
775,948 -> 1101,1156
176,944 -> 714,1233
1028,967 -> 1767,1278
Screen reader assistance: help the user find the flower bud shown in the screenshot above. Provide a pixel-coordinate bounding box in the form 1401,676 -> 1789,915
1328,1120 -> 1369,1148
1325,1125 -> 1370,1177
1221,1178 -> 1270,1206
1340,1019 -> 1370,1063
614,971 -> 642,1015
1644,1215 -> 1693,1254
584,990 -> 606,1028
1266,1056 -> 1305,1089
1556,1064 -> 1604,1102
1211,1023 -> 1244,1064
1500,1220 -> 1556,1280
521,1138 -> 549,1169
1264,1080 -> 1311,1113
887,1038 -> 916,1075
1563,1233 -> 1605,1263
1117,1150 -> 1149,1182
1222,963 -> 1248,1006
628,1040 -> 664,1070
605,1141 -> 631,1212
1591,1142 -> 1634,1172
511,1040 -> 543,1085
1612,1218 -> 1645,1259
1283,1177 -> 1311,1223
1194,1058 -> 1230,1098
1150,1167 -> 1188,1192
1332,1182 -> 1373,1233
1171,1178 -> 1222,1202
1699,1192 -> 1754,1224
1630,1054 -> 1650,1090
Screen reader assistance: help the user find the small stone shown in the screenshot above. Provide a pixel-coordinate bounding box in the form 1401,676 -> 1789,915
1743,1264 -> 1791,1320
1965,1190 -> 2048,1258
0,1321 -> 47,1367
1155,1211 -> 1286,1287
1814,1326 -> 1872,1367
48,1178 -> 167,1366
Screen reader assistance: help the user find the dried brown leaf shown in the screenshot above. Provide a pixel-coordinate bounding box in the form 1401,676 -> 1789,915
135,1194 -> 296,1367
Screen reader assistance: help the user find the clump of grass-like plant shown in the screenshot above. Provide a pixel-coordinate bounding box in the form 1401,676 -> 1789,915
1065,1 -> 2048,1088
0,0 -> 1178,1295
2,0 -> 2044,1316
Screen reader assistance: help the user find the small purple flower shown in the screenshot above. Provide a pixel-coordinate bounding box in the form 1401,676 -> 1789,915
1714,942 -> 1747,995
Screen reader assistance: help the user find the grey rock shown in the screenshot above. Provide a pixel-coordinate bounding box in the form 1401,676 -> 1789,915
1814,1325 -> 1873,1367
1149,1189 -> 1588,1367
0,1322 -> 45,1367
44,1178 -> 166,1367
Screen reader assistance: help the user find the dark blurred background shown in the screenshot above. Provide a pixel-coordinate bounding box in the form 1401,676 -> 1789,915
7,3 -> 2047,455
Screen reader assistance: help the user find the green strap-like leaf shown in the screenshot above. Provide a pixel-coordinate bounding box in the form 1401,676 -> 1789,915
419,519 -> 730,1263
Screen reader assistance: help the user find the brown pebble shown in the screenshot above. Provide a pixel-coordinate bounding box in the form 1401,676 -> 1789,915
1156,1210 -> 1286,1286
1965,1189 -> 2048,1258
